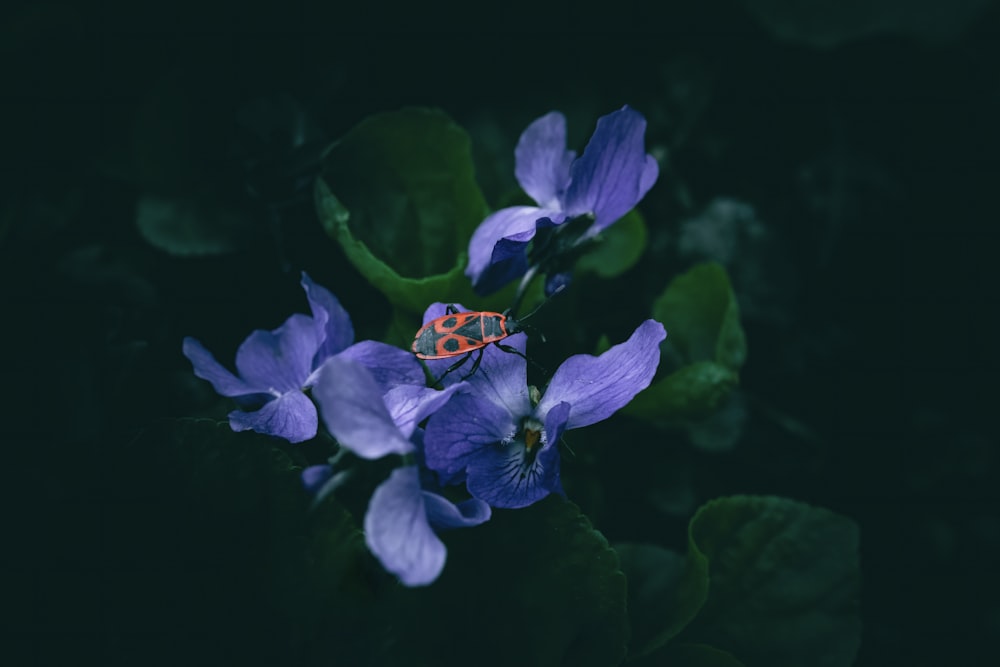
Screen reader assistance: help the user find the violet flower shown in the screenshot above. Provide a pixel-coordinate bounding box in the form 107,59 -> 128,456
466,105 -> 659,296
422,304 -> 667,509
306,355 -> 491,586
182,273 -> 421,443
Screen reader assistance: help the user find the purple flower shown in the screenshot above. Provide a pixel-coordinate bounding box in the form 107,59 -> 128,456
306,355 -> 491,586
182,273 -> 422,443
467,106 -> 659,295
423,312 -> 667,509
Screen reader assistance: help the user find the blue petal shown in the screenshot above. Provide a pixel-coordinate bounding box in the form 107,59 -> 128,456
364,466 -> 447,587
334,340 -> 425,390
182,336 -> 256,396
464,427 -> 562,509
461,332 -> 531,415
514,111 -> 576,209
465,206 -> 562,294
563,106 -> 658,232
474,235 -> 532,296
424,393 -> 518,478
234,313 -> 324,393
382,382 -> 465,440
301,272 -> 355,363
228,390 -> 318,443
422,491 -> 491,530
538,319 -> 666,430
312,355 -> 414,459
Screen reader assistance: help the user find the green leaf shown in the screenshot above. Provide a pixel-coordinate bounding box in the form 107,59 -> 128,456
623,361 -> 739,424
615,543 -> 709,658
627,263 -> 746,427
380,495 -> 629,667
682,496 -> 862,667
315,108 -> 492,315
652,262 -> 746,370
577,209 -> 648,279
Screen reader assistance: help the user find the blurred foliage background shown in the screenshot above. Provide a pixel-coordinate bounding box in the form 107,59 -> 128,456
3,0 -> 998,664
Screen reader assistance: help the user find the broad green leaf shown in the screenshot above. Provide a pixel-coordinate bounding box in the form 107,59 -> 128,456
682,496 -> 861,667
616,543 -> 709,658
623,361 -> 739,424
577,209 -> 648,279
652,262 -> 746,370
628,263 -> 746,427
379,495 -> 629,667
316,108 -> 492,315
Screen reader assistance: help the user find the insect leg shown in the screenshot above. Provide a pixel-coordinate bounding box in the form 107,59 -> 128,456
433,351 -> 472,386
445,304 -> 459,315
460,347 -> 486,380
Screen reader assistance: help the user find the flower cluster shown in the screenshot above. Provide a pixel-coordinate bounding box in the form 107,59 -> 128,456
183,106 -> 663,587
467,105 -> 658,298
183,272 -> 420,443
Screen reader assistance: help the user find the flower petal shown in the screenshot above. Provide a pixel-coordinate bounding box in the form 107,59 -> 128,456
538,319 -> 667,430
462,333 -> 531,415
312,355 -> 414,458
301,272 -> 355,362
383,382 -> 465,440
364,466 -> 446,587
228,390 -> 318,443
639,153 -> 659,202
465,206 -> 561,294
182,337 -> 255,396
464,428 -> 562,509
563,105 -> 658,232
234,313 -> 324,393
422,492 -> 491,530
423,393 -> 518,478
335,340 -> 425,390
514,111 -> 576,209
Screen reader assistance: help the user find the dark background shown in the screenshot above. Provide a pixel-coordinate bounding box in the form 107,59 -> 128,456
3,0 -> 997,664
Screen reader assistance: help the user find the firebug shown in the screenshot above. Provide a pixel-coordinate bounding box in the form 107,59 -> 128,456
411,306 -> 529,382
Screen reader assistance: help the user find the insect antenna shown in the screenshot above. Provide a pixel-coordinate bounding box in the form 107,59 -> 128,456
509,283 -> 566,322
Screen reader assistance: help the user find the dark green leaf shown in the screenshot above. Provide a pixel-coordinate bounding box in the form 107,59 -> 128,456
682,496 -> 862,667
616,543 -> 708,658
623,361 -> 739,424
316,108 -> 492,315
379,495 -> 629,667
577,209 -> 648,279
652,262 -> 746,370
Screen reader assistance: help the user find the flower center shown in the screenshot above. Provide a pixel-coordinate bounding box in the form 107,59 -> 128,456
519,416 -> 546,471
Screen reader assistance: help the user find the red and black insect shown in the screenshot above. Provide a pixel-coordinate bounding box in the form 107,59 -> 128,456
411,306 -> 530,382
